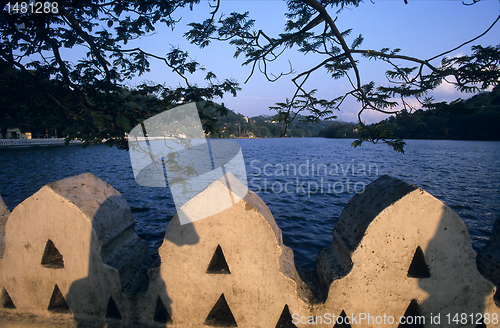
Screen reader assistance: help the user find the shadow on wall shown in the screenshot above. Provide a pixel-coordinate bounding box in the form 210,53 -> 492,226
417,205 -> 494,328
419,205 -> 499,328
65,193 -> 199,328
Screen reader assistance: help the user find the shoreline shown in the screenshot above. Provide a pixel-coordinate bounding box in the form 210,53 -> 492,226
0,138 -> 83,148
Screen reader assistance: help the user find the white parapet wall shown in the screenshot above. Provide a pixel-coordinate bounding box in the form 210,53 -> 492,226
148,172 -> 312,327
0,173 -> 499,327
0,173 -> 151,326
316,175 -> 498,328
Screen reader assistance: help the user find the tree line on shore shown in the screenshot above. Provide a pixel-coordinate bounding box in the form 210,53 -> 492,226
203,104 -> 331,138
148,85 -> 500,141
0,60 -> 232,146
2,57 -> 499,142
321,85 -> 500,141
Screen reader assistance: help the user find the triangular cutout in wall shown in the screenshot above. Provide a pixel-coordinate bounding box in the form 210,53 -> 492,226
275,304 -> 298,328
154,296 -> 172,323
47,285 -> 70,313
204,293 -> 237,327
407,246 -> 430,278
1,287 -> 15,309
106,297 -> 122,320
206,245 -> 231,274
333,309 -> 352,328
41,239 -> 64,269
397,299 -> 424,328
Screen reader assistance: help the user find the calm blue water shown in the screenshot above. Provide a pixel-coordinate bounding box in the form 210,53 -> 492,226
1,139 -> 499,269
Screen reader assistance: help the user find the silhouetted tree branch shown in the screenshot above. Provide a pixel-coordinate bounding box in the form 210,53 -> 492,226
186,0 -> 500,152
1,0 -> 499,152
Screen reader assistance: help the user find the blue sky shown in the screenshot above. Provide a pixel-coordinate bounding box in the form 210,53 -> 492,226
122,0 -> 500,123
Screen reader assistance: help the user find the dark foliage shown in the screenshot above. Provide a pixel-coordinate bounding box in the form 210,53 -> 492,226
1,0 -> 499,151
0,60 -> 234,148
0,0 -> 239,148
356,85 -> 500,151
318,121 -> 359,139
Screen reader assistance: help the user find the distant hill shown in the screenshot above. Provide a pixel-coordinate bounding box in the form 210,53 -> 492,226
319,85 -> 500,141
204,85 -> 500,141
368,85 -> 500,141
200,103 -> 331,138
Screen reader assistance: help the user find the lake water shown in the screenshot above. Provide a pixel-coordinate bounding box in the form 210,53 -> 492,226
1,138 -> 499,269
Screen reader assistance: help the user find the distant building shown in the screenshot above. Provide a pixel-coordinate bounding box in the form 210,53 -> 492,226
5,128 -> 21,139
243,116 -> 249,123
1,128 -> 32,139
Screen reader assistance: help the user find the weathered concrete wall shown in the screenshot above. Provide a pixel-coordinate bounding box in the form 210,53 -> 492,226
316,175 -> 498,327
0,173 -> 151,324
1,173 -> 499,327
149,173 -> 312,327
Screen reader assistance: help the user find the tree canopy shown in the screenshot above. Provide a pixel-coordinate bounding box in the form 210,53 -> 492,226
1,0 -> 238,147
1,0 -> 499,150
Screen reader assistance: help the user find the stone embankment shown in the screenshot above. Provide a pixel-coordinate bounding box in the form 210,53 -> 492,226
0,173 -> 499,327
0,138 -> 82,148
